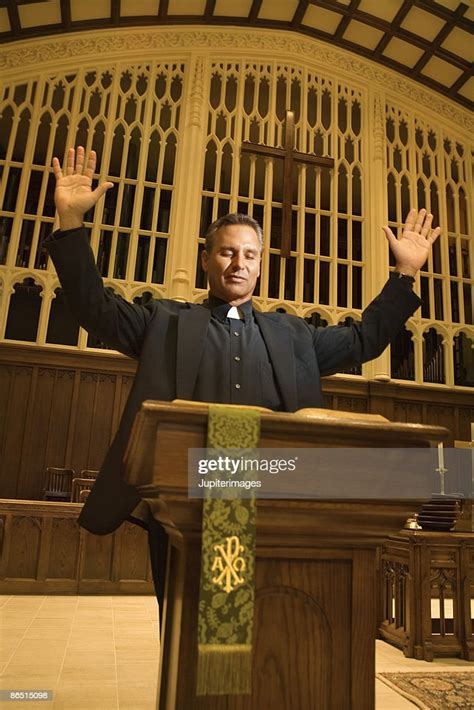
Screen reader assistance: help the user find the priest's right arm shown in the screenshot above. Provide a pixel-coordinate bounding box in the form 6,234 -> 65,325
46,146 -> 153,358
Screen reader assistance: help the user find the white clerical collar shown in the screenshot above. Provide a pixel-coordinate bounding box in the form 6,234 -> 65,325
227,306 -> 244,320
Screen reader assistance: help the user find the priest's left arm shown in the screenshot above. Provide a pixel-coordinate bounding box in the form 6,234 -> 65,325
310,208 -> 440,376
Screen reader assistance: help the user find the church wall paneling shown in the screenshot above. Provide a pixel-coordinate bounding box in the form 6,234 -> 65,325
19,367 -> 76,499
69,371 -> 117,475
9,514 -> 42,579
79,526 -> 114,584
42,369 -> 76,489
112,520 -> 153,586
47,516 -> 80,581
0,364 -> 34,498
0,499 -> 153,594
0,344 -> 136,500
0,344 -> 473,502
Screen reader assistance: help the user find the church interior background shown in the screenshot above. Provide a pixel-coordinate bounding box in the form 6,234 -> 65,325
0,0 -> 472,707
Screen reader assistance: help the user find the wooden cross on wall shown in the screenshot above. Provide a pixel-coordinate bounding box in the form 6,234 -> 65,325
241,111 -> 334,258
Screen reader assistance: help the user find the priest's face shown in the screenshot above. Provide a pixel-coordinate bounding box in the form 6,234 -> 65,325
201,224 -> 261,306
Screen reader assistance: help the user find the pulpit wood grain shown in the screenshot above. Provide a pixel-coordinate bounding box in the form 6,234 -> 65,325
125,401 -> 448,710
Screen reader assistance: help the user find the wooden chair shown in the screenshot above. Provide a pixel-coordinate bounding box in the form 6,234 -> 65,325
79,469 -> 99,480
43,467 -> 74,502
78,489 -> 90,503
71,477 -> 95,503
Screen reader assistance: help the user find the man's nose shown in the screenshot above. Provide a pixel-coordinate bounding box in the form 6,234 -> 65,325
231,252 -> 245,269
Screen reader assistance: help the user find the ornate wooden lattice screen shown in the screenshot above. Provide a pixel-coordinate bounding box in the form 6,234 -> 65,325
386,104 -> 473,387
196,62 -> 364,324
0,61 -> 184,348
0,35 -> 472,389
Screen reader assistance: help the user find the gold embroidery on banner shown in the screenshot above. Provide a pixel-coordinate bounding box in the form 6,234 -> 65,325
211,535 -> 246,593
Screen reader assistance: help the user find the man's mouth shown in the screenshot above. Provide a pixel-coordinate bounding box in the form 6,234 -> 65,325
226,275 -> 246,283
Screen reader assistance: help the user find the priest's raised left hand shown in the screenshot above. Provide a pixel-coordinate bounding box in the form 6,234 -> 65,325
382,208 -> 441,277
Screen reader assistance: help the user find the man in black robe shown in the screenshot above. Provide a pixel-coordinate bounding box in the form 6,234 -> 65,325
47,146 -> 440,602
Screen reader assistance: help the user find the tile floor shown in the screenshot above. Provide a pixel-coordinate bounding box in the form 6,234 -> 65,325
0,595 -> 471,708
0,595 -> 159,709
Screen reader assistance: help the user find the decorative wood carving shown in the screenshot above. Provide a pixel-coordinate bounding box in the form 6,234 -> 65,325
48,517 -> 80,580
56,370 -> 75,380
80,530 -> 114,581
38,367 -> 55,378
0,29 -> 471,130
379,532 -> 474,661
9,516 -> 41,578
80,372 -> 99,382
188,54 -> 205,129
373,92 -> 384,163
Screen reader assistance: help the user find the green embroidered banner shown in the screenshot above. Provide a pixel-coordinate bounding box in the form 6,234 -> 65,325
196,404 -> 260,696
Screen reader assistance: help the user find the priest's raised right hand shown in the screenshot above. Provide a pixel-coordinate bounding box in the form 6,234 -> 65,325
52,146 -> 114,231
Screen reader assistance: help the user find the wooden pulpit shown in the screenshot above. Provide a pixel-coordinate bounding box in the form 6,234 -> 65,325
124,401 -> 448,710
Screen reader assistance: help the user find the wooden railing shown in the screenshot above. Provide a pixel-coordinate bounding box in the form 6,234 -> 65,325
0,499 -> 153,594
378,530 -> 474,661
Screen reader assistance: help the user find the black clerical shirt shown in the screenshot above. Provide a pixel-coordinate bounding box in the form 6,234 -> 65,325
192,295 -> 283,410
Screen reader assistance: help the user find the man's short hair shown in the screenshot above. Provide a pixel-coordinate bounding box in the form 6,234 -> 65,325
204,213 -> 263,253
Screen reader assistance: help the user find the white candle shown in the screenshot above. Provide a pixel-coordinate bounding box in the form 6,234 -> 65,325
438,442 -> 445,469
